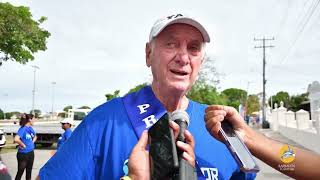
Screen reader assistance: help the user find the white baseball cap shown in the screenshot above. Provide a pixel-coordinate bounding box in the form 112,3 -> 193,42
60,118 -> 73,125
149,14 -> 210,43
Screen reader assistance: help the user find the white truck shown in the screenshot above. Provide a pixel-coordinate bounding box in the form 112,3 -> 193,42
36,108 -> 91,147
7,109 -> 91,147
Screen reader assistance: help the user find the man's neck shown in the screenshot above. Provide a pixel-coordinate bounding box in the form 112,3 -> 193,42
151,84 -> 189,112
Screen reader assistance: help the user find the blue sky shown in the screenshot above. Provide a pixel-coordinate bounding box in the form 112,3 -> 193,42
1,0 -> 319,113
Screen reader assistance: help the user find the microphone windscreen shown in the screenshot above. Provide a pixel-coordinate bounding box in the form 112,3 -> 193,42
170,110 -> 190,126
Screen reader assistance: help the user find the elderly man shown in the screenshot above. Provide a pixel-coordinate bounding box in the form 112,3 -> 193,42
38,14 -> 256,180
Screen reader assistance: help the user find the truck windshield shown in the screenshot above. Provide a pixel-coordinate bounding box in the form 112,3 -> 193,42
73,112 -> 87,121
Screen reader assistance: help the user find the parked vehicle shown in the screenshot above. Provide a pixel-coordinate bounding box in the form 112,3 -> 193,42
0,129 -> 6,149
35,108 -> 91,147
10,109 -> 91,148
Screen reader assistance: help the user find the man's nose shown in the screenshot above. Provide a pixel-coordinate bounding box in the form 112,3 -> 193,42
175,45 -> 190,65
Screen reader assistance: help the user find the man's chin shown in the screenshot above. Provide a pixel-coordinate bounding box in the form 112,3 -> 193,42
167,83 -> 190,93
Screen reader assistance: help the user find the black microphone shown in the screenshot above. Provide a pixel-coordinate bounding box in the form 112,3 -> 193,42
170,110 -> 196,180
171,110 -> 190,142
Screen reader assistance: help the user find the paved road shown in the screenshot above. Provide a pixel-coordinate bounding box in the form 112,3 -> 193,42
1,128 -> 308,179
1,149 -> 53,179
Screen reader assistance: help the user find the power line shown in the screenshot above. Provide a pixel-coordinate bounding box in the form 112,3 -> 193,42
279,0 -> 320,65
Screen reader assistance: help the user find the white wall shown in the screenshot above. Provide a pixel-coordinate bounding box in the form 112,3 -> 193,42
278,126 -> 320,154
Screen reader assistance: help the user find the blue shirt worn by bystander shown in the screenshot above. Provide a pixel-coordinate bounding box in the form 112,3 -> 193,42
57,128 -> 72,150
17,126 -> 36,153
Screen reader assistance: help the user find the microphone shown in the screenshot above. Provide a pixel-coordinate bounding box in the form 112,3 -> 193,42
170,110 -> 196,180
171,110 -> 190,142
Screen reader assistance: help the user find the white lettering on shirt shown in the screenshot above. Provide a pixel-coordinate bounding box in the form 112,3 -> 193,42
200,167 -> 218,180
137,104 -> 150,114
142,115 -> 157,128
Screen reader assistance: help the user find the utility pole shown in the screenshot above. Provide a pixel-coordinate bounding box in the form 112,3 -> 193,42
3,93 -> 8,120
254,37 -> 274,128
51,81 -> 56,120
31,65 -> 40,116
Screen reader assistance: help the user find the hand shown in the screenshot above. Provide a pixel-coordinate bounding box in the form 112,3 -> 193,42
204,105 -> 256,148
169,121 -> 196,167
128,131 -> 150,180
20,144 -> 26,149
127,121 -> 196,180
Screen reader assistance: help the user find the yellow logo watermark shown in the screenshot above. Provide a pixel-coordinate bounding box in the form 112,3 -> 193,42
278,145 -> 296,171
279,145 -> 295,164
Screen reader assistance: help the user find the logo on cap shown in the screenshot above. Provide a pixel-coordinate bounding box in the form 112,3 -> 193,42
166,14 -> 183,20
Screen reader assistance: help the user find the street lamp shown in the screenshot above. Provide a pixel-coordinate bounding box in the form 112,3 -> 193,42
51,81 -> 56,120
2,93 -> 8,120
31,65 -> 40,116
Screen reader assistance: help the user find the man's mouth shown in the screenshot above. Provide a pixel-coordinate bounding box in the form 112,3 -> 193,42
170,70 -> 188,76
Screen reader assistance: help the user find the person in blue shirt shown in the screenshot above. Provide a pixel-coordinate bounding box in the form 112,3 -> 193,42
14,113 -> 37,180
57,118 -> 73,151
38,14 -> 256,180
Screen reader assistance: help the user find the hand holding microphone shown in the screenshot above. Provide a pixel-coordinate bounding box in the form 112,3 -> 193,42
169,119 -> 195,168
126,111 -> 195,180
170,110 -> 196,180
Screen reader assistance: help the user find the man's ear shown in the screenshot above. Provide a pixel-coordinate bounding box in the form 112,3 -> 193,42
145,42 -> 152,67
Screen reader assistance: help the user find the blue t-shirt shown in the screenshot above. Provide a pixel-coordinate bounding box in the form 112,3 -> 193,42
17,126 -> 36,153
57,128 -> 72,151
39,88 -> 256,180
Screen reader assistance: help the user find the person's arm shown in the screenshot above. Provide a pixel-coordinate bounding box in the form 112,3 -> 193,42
205,105 -> 320,180
32,135 -> 37,143
14,135 -> 26,149
31,127 -> 37,143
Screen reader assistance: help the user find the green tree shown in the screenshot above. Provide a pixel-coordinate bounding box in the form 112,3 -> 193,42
30,109 -> 41,118
0,2 -> 51,65
269,91 -> 290,108
105,90 -> 120,101
187,82 -> 227,105
221,88 -> 247,110
6,111 -> 21,119
78,105 -> 91,109
58,112 -> 66,118
63,105 -> 73,112
127,83 -> 149,94
289,93 -> 309,111
0,108 -> 4,119
246,94 -> 260,115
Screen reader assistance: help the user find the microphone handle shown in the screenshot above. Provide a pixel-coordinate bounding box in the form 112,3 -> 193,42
173,120 -> 196,180
175,119 -> 188,142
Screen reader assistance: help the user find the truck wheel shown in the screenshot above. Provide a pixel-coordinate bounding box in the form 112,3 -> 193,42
41,143 -> 53,147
